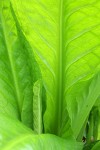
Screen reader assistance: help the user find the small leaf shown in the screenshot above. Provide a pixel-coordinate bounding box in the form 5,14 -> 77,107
33,79 -> 43,134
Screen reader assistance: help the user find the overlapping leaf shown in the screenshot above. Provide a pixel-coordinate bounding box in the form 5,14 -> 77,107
11,0 -> 100,139
0,114 -> 83,150
0,0 -> 41,129
0,0 -> 100,149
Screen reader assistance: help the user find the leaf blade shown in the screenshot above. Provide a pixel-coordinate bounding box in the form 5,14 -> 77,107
33,79 -> 43,134
0,114 -> 83,150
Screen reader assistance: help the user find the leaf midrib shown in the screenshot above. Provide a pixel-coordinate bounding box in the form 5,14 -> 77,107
57,0 -> 64,134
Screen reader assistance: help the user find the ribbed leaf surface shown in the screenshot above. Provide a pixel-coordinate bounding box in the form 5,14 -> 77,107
0,0 -> 41,129
11,0 -> 100,138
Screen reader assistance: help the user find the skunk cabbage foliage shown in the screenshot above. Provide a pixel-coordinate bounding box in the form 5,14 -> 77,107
0,0 -> 100,149
0,114 -> 83,150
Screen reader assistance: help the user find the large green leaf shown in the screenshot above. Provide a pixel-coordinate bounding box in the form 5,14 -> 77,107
0,0 -> 41,129
11,0 -> 100,138
10,0 -> 73,137
0,114 -> 83,150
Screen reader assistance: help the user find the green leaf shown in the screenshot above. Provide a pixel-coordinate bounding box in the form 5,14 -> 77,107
0,114 -> 83,150
83,141 -> 100,150
33,79 -> 43,134
91,141 -> 100,150
10,0 -> 73,138
67,72 -> 100,138
86,106 -> 100,143
11,0 -> 100,138
10,0 -> 100,139
0,0 -> 41,129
